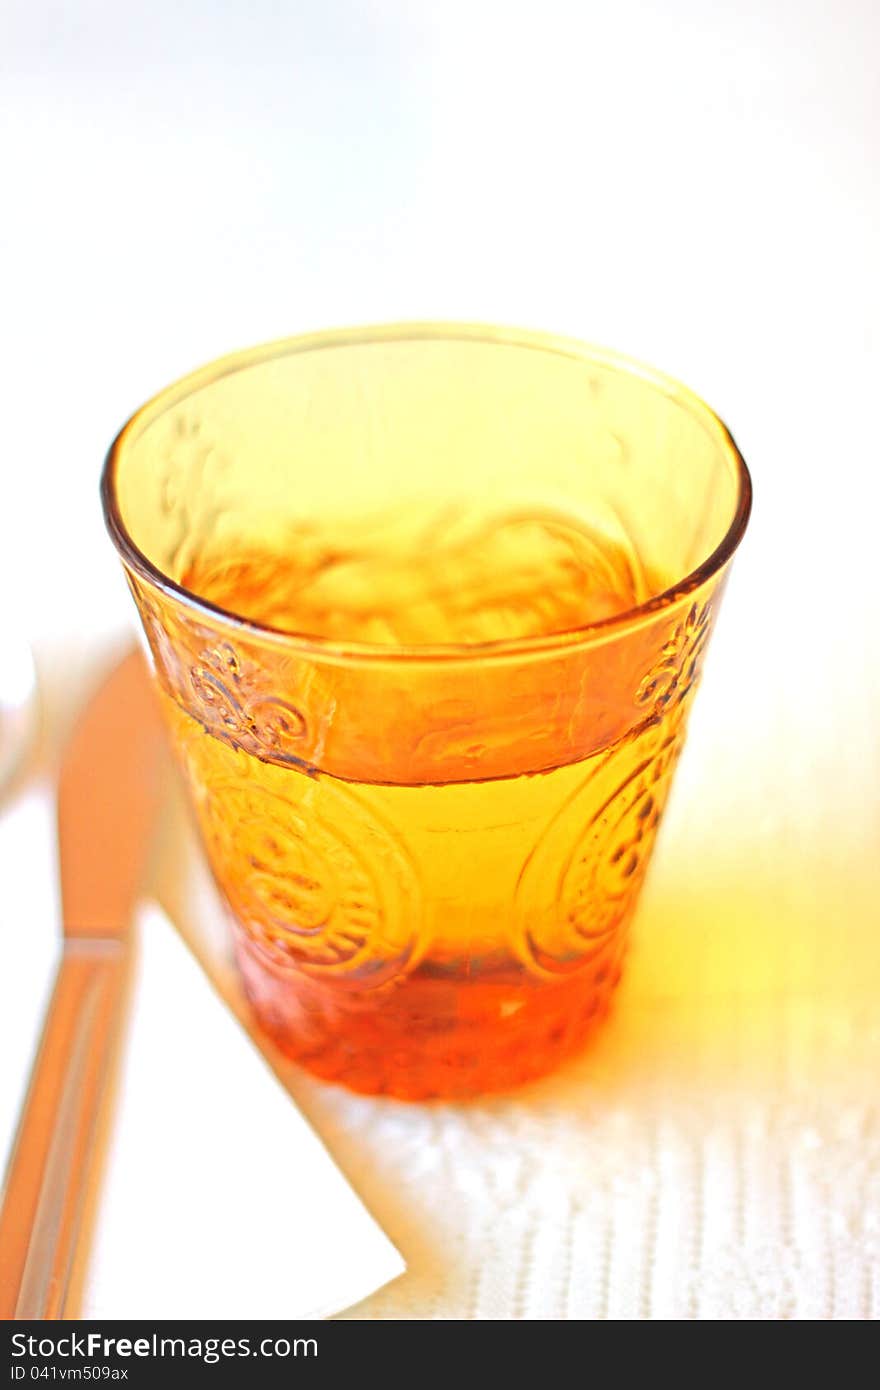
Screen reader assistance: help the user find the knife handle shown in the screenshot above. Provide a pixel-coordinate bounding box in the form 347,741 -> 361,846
0,940 -> 130,1319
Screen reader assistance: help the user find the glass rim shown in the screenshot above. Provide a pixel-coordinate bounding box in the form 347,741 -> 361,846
101,321 -> 752,666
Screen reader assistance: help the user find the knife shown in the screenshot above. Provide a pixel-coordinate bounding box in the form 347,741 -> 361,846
0,648 -> 164,1319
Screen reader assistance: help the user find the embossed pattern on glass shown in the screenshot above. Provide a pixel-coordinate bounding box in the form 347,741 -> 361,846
103,325 -> 751,1099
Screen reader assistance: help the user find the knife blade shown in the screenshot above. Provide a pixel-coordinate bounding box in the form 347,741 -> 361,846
0,648 -> 165,1319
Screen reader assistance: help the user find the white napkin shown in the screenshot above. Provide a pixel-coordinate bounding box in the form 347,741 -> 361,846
0,786 -> 404,1321
83,902 -> 404,1320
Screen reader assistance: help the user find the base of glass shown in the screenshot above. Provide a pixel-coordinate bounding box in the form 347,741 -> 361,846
234,927 -> 627,1101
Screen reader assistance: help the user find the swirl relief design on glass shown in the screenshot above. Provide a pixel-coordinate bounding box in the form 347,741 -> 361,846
512,601 -> 713,979
194,777 -> 424,987
127,577 -> 314,769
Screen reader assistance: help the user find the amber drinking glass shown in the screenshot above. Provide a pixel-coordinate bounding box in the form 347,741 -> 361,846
102,325 -> 751,1099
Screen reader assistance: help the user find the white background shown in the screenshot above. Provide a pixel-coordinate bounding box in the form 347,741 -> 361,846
2,0 -> 878,639
1,1 -> 879,1318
